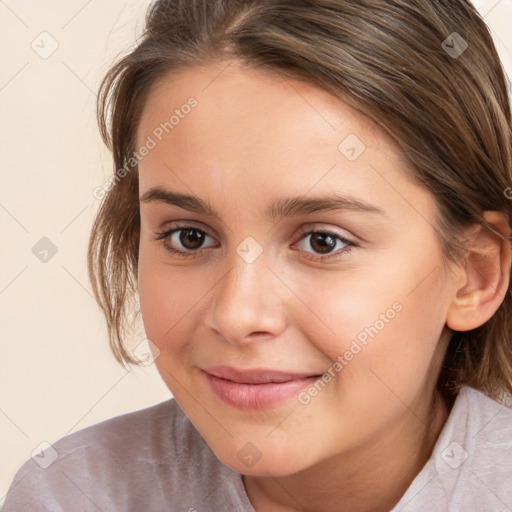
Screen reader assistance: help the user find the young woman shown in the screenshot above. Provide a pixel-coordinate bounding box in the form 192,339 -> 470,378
4,1 -> 512,510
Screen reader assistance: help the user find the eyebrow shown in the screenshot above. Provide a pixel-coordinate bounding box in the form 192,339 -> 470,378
140,186 -> 386,219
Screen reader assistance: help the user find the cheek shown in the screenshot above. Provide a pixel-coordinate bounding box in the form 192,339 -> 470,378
138,246 -> 203,349
285,264 -> 407,361
288,247 -> 450,395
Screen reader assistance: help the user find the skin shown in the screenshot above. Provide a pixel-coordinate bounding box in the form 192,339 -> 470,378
135,60 -> 510,512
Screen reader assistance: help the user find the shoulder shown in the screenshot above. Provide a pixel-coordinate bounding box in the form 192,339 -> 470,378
53,397 -> 179,456
447,386 -> 512,462
441,387 -> 512,510
394,386 -> 512,512
31,397 -> 187,473
3,398 -> 247,511
453,387 -> 512,499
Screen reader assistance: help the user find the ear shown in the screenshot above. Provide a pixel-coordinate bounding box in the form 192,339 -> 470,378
446,211 -> 512,332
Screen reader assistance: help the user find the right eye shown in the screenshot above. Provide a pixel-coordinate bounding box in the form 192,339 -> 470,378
153,224 -> 218,258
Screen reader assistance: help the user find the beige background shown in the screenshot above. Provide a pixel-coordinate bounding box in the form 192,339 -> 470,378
1,0 -> 511,504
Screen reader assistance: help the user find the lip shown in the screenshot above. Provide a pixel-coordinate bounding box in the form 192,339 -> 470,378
204,365 -> 319,384
202,365 -> 322,409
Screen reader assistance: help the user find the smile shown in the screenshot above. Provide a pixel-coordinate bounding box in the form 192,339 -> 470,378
202,366 -> 322,409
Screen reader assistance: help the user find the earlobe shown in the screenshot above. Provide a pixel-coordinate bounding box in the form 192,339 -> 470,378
446,211 -> 512,332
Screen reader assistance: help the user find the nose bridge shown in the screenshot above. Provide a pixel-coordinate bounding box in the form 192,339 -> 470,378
207,246 -> 286,343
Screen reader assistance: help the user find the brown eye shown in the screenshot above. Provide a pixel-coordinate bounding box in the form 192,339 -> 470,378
179,228 -> 205,250
309,233 -> 337,254
154,224 -> 217,258
294,228 -> 354,262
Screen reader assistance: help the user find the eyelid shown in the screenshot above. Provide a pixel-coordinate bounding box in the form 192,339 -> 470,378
154,222 -> 217,245
293,223 -> 355,243
156,221 -> 355,243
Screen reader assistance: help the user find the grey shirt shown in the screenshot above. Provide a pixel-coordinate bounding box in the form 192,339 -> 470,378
3,386 -> 512,511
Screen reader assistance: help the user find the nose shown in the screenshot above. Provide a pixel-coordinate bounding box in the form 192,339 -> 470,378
205,252 -> 288,345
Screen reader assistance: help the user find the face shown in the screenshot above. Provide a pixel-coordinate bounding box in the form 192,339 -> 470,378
136,60 -> 456,476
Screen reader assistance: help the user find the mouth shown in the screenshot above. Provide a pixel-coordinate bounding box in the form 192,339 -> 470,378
203,365 -> 322,384
202,365 -> 323,409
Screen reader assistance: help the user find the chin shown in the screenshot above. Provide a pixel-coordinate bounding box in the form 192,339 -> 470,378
218,446 -> 313,477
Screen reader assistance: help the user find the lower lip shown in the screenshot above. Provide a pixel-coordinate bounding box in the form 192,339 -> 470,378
204,371 -> 320,409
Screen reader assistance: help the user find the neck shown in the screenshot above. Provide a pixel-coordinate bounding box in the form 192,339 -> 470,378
243,389 -> 451,512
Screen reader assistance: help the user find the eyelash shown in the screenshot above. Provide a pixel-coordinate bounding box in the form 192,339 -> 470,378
153,223 -> 355,262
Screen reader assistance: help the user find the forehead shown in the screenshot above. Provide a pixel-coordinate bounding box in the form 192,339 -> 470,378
134,60 -> 436,228
136,60 -> 396,157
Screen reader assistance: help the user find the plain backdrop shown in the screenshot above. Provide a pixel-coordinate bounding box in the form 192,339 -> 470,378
1,0 -> 511,505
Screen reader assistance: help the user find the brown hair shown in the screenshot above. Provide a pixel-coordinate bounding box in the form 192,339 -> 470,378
88,0 -> 512,407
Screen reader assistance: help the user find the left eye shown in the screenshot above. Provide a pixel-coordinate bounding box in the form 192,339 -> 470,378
295,230 -> 352,257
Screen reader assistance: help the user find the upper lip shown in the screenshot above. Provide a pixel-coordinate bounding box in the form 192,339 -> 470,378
203,365 -> 321,384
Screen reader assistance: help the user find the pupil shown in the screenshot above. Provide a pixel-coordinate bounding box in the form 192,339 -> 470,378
180,229 -> 204,249
311,233 -> 335,254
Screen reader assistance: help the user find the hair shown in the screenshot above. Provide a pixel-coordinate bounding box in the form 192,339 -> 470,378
88,0 -> 512,409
